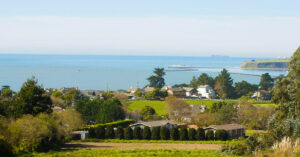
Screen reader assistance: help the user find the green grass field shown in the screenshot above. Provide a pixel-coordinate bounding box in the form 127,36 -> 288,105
34,149 -> 234,157
252,103 -> 277,108
73,139 -> 233,144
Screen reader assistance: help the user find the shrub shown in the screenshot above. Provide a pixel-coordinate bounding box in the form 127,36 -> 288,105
160,126 -> 170,140
0,136 -> 14,157
170,127 -> 179,140
125,127 -> 133,140
215,129 -> 228,141
206,130 -> 215,140
133,127 -> 142,139
179,127 -> 188,140
196,128 -> 205,140
221,140 -> 249,156
95,126 -> 105,139
188,128 -> 196,140
105,126 -> 115,139
151,127 -> 161,140
88,127 -> 96,138
115,127 -> 124,139
143,126 -> 151,140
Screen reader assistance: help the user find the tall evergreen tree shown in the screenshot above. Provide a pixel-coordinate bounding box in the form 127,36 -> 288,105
189,76 -> 198,88
147,68 -> 166,88
179,127 -> 188,140
170,127 -> 179,140
142,126 -> 151,140
197,73 -> 215,87
196,128 -> 205,140
259,73 -> 274,90
214,69 -> 235,99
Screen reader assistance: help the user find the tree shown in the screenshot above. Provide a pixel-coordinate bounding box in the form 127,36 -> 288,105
215,129 -> 228,141
214,69 -> 234,99
142,126 -> 151,140
135,91 -> 142,97
1,88 -> 13,98
15,77 -> 52,117
95,126 -> 105,139
210,101 -> 227,113
105,126 -> 115,139
259,73 -> 274,90
124,127 -> 133,140
97,98 -> 125,123
189,76 -> 198,88
151,127 -> 161,140
63,89 -> 81,106
179,127 -> 188,140
140,106 -> 156,121
51,91 -> 63,99
145,89 -> 168,99
217,103 -> 238,124
133,127 -> 142,139
206,130 -> 214,140
188,128 -> 196,140
160,126 -> 170,140
234,81 -> 258,98
75,98 -> 102,124
147,68 -> 166,88
166,96 -> 191,122
115,127 -> 124,139
196,128 -> 205,140
197,73 -> 215,87
170,127 -> 179,140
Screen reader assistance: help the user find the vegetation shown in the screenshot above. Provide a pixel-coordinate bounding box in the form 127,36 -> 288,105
143,126 -> 151,140
147,68 -> 166,88
259,73 -> 274,90
160,126 -> 170,140
170,127 -> 179,140
179,127 -> 188,141
214,69 -> 235,99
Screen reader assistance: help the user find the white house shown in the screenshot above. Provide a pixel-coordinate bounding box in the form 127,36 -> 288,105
197,85 -> 216,99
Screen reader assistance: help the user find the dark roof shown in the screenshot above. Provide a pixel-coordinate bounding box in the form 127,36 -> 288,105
205,124 -> 245,131
169,88 -> 185,92
130,120 -> 177,127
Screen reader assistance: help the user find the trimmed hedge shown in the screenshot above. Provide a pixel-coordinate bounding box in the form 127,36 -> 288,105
133,127 -> 142,139
115,127 -> 124,139
170,127 -> 179,140
160,126 -> 170,140
188,128 -> 196,141
125,127 -> 133,140
215,129 -> 228,141
206,130 -> 215,140
196,128 -> 205,140
95,126 -> 105,139
179,127 -> 188,141
105,126 -> 115,139
151,127 -> 161,140
80,119 -> 135,130
143,126 -> 151,140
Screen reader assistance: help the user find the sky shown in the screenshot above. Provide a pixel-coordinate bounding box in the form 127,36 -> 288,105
0,0 -> 299,57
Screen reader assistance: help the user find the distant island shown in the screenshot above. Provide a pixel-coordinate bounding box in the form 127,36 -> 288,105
241,58 -> 290,70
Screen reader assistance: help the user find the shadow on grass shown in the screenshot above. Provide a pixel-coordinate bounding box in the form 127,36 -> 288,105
61,143 -> 112,150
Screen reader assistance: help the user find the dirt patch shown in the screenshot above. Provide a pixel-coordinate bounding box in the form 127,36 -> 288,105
63,142 -> 222,150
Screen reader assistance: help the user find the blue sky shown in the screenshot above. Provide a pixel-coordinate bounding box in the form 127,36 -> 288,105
0,0 -> 299,57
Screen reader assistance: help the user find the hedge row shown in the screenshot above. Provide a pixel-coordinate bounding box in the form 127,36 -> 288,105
80,119 -> 135,130
88,126 -> 229,141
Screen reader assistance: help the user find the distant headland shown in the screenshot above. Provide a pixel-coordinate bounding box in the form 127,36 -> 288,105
241,58 -> 290,70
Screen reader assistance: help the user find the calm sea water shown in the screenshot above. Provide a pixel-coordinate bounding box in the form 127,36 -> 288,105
0,54 -> 288,91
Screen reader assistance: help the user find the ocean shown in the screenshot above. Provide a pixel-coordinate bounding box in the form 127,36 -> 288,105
0,54 -> 288,91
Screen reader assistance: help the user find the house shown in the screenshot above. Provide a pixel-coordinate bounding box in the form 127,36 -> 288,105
252,90 -> 272,100
60,87 -> 78,94
167,88 -> 186,98
129,86 -> 141,94
204,124 -> 246,139
129,120 -> 177,129
80,90 -> 103,99
143,86 -> 155,93
183,87 -> 199,98
71,131 -> 88,140
197,85 -> 216,99
161,85 -> 172,91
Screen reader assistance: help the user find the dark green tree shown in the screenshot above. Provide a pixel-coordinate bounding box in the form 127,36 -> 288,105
170,127 -> 179,140
151,127 -> 161,140
105,126 -> 115,139
234,81 -> 258,98
179,127 -> 188,140
217,103 -> 238,124
115,126 -> 124,139
15,77 -> 52,117
210,101 -> 227,113
196,128 -> 205,140
97,98 -> 125,123
133,127 -> 142,139
215,129 -> 228,141
259,73 -> 274,90
75,98 -> 102,124
197,73 -> 215,87
95,126 -> 105,139
206,130 -> 215,140
188,128 -> 196,140
189,76 -> 198,88
63,89 -> 81,106
214,69 -> 235,99
125,127 -> 133,140
139,106 -> 156,121
142,126 -> 151,140
147,68 -> 166,88
160,126 -> 170,140
88,127 -> 96,138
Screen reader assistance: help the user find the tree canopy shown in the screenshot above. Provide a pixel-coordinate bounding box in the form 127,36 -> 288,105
147,68 -> 166,88
259,73 -> 274,90
214,69 -> 235,99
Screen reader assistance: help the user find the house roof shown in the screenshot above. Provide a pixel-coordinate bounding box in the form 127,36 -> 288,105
168,88 -> 185,92
183,87 -> 194,92
130,120 -> 177,127
205,124 -> 245,131
143,86 -> 155,92
197,85 -> 211,88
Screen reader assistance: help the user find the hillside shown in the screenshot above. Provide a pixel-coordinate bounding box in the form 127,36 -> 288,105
241,59 -> 289,70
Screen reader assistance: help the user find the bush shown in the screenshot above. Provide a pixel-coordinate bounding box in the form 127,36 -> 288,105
125,127 -> 133,140
170,127 -> 179,140
115,127 -> 124,139
221,140 -> 249,156
105,126 -> 115,139
151,127 -> 161,140
88,127 -> 96,138
206,130 -> 214,140
133,127 -> 142,139
188,128 -> 196,140
143,126 -> 151,140
95,126 -> 105,139
0,136 -> 14,157
179,127 -> 188,140
215,129 -> 228,141
196,128 -> 205,140
160,126 -> 170,140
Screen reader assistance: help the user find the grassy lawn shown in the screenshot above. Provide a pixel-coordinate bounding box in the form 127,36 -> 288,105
246,130 -> 267,136
72,139 -> 233,144
252,103 -> 277,108
34,149 -> 234,157
128,100 -> 237,115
